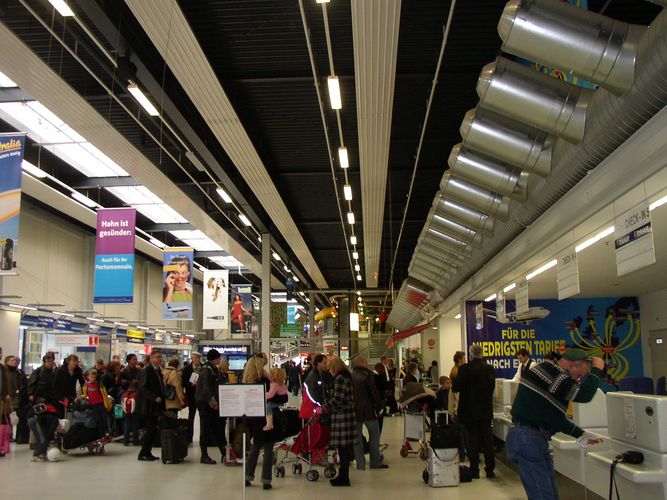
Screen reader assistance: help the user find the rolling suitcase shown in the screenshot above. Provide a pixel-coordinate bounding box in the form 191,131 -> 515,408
159,415 -> 188,464
425,447 -> 460,487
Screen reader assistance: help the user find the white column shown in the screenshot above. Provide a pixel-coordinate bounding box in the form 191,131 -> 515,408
439,310 -> 464,375
261,233 -> 271,355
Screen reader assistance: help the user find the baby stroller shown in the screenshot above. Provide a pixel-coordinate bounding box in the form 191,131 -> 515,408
60,400 -> 111,455
398,382 -> 436,460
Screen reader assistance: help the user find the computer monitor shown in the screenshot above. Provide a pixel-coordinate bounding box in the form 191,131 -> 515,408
607,392 -> 667,452
228,355 -> 247,371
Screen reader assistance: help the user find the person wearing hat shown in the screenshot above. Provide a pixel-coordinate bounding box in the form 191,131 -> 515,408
195,349 -> 227,464
506,348 -> 605,500
182,352 -> 203,443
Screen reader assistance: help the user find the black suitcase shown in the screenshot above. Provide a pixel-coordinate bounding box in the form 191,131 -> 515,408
62,424 -> 100,449
161,425 -> 188,464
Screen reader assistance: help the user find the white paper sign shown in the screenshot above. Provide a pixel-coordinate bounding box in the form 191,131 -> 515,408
54,334 -> 90,347
614,202 -> 655,276
623,397 -> 637,440
218,384 -> 266,418
475,303 -> 484,330
515,281 -> 529,314
189,372 -> 199,385
557,249 -> 580,300
496,290 -> 506,322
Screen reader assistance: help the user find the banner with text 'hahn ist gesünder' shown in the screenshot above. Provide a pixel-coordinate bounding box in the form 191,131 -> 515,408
93,208 -> 136,303
0,133 -> 26,275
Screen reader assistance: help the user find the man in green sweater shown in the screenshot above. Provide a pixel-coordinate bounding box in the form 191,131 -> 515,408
506,348 -> 605,500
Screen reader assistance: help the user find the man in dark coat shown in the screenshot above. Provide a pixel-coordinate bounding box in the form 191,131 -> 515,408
182,351 -> 203,443
137,350 -> 166,461
53,354 -> 86,415
452,344 -> 496,479
351,356 -> 387,470
195,349 -> 226,464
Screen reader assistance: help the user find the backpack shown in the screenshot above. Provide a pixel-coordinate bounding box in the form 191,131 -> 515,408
122,392 -> 137,414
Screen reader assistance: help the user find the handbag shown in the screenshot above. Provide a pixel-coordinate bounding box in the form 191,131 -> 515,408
165,383 -> 177,401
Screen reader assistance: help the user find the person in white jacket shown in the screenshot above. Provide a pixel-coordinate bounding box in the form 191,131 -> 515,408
510,348 -> 533,382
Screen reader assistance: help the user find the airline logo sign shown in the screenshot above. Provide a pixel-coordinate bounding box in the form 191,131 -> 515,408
88,335 -> 99,346
614,202 -> 655,276
127,329 -> 145,345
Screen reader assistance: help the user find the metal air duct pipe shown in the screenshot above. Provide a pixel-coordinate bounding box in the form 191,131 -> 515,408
422,227 -> 472,256
448,144 -> 528,201
416,239 -> 466,263
409,264 -> 453,284
427,207 -> 483,247
407,270 -> 440,289
432,192 -> 494,236
410,253 -> 457,275
460,107 -> 552,177
477,57 -> 592,143
440,171 -> 510,221
498,0 -> 645,95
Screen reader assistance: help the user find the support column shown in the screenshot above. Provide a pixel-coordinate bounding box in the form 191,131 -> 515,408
308,292 -> 315,347
261,233 -> 271,356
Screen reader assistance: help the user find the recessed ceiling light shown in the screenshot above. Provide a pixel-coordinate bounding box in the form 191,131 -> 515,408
356,274 -> 362,281
347,212 -> 355,225
350,235 -> 357,245
216,187 -> 232,203
238,213 -> 252,226
327,76 -> 342,109
272,252 -> 281,261
338,147 -> 349,169
343,184 -> 352,201
352,251 -> 359,260
354,264 -> 360,272
48,0 -> 75,17
127,82 -> 159,116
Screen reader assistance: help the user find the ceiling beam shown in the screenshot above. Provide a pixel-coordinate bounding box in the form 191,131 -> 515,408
74,176 -> 138,189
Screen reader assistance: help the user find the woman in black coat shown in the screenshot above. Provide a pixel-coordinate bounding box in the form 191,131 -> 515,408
243,357 -> 287,490
327,356 -> 356,487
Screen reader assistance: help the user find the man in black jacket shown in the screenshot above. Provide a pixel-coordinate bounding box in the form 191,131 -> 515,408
452,344 -> 496,479
182,352 -> 203,443
53,355 -> 86,415
351,356 -> 387,470
120,354 -> 141,390
195,349 -> 226,464
137,350 -> 166,461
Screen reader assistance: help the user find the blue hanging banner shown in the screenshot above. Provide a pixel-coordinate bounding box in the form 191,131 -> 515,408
0,133 -> 26,275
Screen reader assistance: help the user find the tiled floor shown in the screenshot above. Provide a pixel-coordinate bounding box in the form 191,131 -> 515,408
0,415 -> 526,500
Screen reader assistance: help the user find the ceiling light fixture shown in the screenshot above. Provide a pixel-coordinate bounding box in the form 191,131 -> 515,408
9,304 -> 37,311
71,191 -> 98,208
56,312 -> 75,317
272,252 -> 281,261
454,313 -> 462,319
283,265 -> 291,272
292,276 -> 300,282
355,264 -> 360,272
526,259 -> 558,281
484,293 -> 497,302
338,147 -> 349,169
316,0 -> 331,4
215,187 -> 232,203
238,213 -> 252,227
0,71 -> 17,88
649,194 -> 667,211
48,0 -> 75,17
127,82 -> 159,116
503,283 -> 517,293
575,225 -> 615,253
327,76 -> 342,109
113,322 -> 128,327
352,251 -> 359,260
350,235 -> 357,245
86,317 -> 104,322
347,212 -> 355,225
357,274 -> 362,281
357,291 -> 361,296
343,184 -> 352,201
22,161 -> 47,178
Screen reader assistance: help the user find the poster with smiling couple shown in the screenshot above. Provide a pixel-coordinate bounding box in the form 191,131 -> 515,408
162,247 -> 194,320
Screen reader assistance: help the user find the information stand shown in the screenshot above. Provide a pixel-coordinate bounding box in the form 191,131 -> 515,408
219,384 -> 267,500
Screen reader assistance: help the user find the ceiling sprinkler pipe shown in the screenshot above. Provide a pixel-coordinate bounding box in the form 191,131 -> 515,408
477,57 -> 592,143
498,0 -> 644,95
448,144 -> 528,201
460,107 -> 552,177
432,192 -> 494,236
440,171 -> 510,221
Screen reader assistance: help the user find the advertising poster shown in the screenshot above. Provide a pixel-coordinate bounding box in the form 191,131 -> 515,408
93,208 -> 136,303
0,133 -> 25,275
466,297 -> 643,384
230,284 -> 253,336
203,269 -> 229,330
162,247 -> 194,320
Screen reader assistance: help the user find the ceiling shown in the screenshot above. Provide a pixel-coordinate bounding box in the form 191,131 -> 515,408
0,0 -> 662,305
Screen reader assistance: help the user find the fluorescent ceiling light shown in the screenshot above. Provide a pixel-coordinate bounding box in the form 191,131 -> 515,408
347,212 -> 355,225
170,229 -> 207,240
350,313 -> 359,332
49,0 -> 75,17
649,194 -> 667,211
352,251 -> 359,260
343,184 -> 352,201
127,82 -> 159,116
238,213 -> 252,227
503,283 -> 516,293
357,274 -> 362,281
114,322 -> 128,327
71,191 -> 98,208
56,311 -> 75,317
22,160 -> 47,178
454,313 -> 462,319
216,187 -> 232,203
182,238 -> 222,251
305,297 -> 310,303
210,256 -> 244,268
134,204 -> 187,224
9,304 -> 37,311
575,225 -> 615,253
327,76 -> 342,109
272,252 -> 281,261
338,147 -> 349,169
484,293 -> 497,302
316,0 -> 331,3
526,259 -> 558,280
86,317 -> 103,322
357,291 -> 361,296
357,296 -> 362,302
0,71 -> 17,88
350,236 -> 357,245
283,265 -> 291,272
355,264 -> 360,272
292,276 -> 300,282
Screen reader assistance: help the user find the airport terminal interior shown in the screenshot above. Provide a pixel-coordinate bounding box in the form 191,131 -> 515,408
1,0 -> 667,498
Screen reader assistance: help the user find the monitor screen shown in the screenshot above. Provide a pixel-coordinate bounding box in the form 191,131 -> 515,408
228,355 -> 247,371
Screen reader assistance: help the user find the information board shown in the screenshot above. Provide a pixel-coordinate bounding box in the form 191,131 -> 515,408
218,384 -> 266,418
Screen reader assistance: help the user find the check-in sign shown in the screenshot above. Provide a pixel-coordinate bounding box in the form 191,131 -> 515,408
614,202 -> 655,276
557,249 -> 580,300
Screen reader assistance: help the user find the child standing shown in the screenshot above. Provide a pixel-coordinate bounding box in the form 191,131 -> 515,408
82,368 -> 110,440
263,367 -> 288,431
435,375 -> 451,411
121,380 -> 140,446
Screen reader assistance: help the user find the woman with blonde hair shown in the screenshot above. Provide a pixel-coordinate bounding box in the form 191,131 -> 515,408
243,356 -> 286,489
327,356 -> 356,487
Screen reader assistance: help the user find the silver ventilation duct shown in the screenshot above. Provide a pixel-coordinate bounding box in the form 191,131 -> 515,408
404,278 -> 432,304
432,192 -> 494,236
498,0 -> 645,95
477,57 -> 592,143
406,269 -> 440,289
460,107 -> 552,177
440,171 -> 510,221
427,207 -> 483,247
422,227 -> 473,256
410,255 -> 456,277
415,239 -> 466,265
448,144 -> 528,201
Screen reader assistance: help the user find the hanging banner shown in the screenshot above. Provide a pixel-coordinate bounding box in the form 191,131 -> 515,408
515,280 -> 529,314
162,247 -> 194,320
614,202 -> 655,277
203,269 -> 229,330
230,284 -> 253,337
496,289 -> 506,322
93,208 -> 136,303
557,248 -> 580,300
0,133 -> 25,275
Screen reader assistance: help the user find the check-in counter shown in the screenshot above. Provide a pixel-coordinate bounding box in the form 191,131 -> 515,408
493,378 -> 518,441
